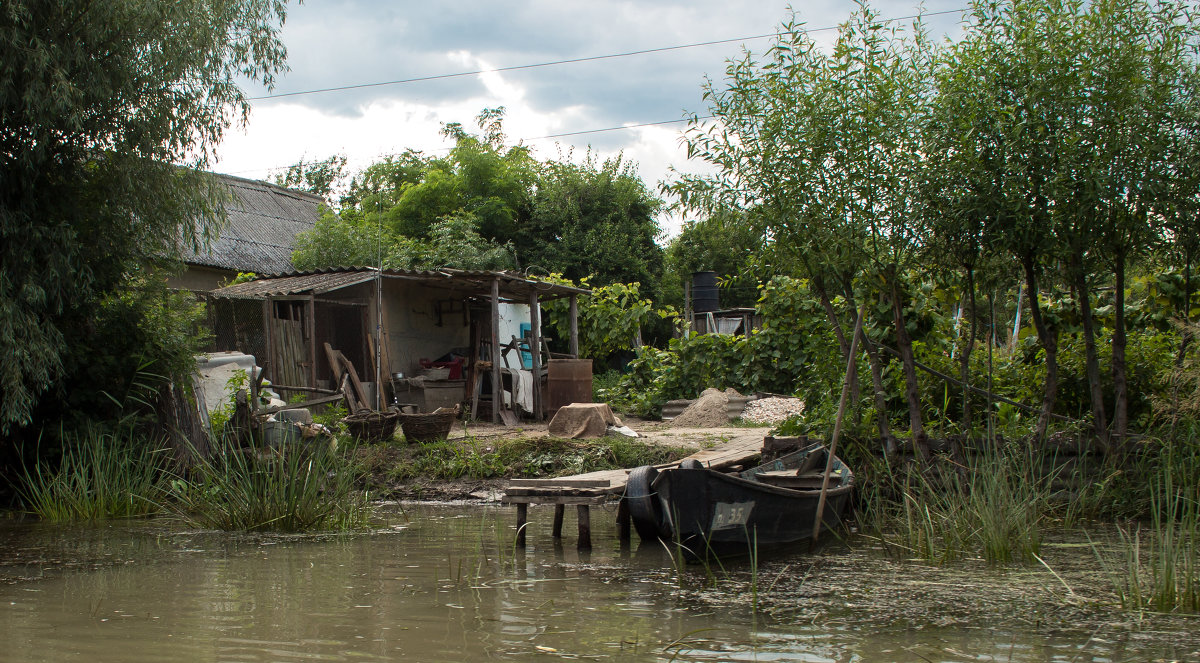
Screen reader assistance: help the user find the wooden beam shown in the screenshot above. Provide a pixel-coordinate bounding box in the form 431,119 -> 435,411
508,479 -> 610,488
568,294 -> 579,358
306,295 -> 317,388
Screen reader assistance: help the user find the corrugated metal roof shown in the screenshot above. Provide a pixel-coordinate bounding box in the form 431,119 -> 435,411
209,268 -> 591,300
183,174 -> 324,274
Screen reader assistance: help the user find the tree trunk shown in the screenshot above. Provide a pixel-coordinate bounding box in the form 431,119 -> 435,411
842,282 -> 896,456
1111,253 -> 1129,451
959,267 -> 977,433
1073,255 -> 1110,452
1022,253 -> 1058,442
813,274 -> 860,409
889,272 -> 930,464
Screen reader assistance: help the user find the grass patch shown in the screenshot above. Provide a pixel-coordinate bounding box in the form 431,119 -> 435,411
361,435 -> 694,484
18,426 -> 169,522
169,440 -> 373,532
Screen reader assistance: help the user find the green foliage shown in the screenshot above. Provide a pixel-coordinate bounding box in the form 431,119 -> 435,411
291,114 -> 665,299
272,154 -> 348,201
524,152 -> 665,297
604,276 -> 844,417
18,426 -> 169,522
170,441 -> 373,532
0,0 -> 289,434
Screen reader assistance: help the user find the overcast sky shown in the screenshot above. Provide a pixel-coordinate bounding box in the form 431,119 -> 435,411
211,0 -> 966,236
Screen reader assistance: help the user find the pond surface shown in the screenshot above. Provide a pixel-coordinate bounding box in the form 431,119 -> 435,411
1,504 -> 1197,662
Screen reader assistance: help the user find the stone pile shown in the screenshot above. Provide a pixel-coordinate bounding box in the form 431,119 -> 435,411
741,397 -> 805,424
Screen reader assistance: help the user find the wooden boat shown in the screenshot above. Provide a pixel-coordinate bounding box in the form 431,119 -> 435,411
624,442 -> 854,559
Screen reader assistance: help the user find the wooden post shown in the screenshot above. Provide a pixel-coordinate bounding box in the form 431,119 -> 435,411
576,505 -> 592,550
516,503 -> 528,548
552,504 -> 565,538
616,498 -> 631,542
491,278 -> 501,424
814,304 -> 865,543
568,294 -> 579,358
529,290 -> 542,421
306,295 -> 317,388
263,298 -> 274,383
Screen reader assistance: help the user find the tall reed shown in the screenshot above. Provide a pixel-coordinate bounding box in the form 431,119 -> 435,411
18,426 -> 168,521
1109,444 -> 1200,612
170,440 -> 373,532
868,443 -> 1051,564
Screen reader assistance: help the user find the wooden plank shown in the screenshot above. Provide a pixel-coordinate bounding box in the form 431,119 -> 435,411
504,487 -> 609,498
256,392 -> 347,416
509,479 -> 610,488
324,342 -> 344,384
339,351 -> 370,411
501,495 -> 609,505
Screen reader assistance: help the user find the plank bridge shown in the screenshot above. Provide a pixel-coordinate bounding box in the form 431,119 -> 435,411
501,434 -> 764,549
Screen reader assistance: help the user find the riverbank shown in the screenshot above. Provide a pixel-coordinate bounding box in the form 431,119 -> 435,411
353,418 -> 770,501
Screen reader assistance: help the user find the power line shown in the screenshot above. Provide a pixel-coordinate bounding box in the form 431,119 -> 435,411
248,8 -> 966,102
223,115 -> 720,177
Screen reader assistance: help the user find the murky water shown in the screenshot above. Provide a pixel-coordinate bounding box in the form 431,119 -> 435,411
1,504 -> 1196,662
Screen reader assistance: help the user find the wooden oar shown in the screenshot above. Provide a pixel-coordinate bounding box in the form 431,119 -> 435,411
813,304 -> 865,543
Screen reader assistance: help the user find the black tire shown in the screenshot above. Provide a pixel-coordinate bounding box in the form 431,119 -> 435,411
625,465 -> 669,541
679,459 -> 703,470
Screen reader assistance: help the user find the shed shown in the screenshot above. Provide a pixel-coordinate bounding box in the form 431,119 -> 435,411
207,268 -> 591,423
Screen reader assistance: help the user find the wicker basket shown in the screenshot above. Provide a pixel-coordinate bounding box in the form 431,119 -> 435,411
399,405 -> 459,443
341,408 -> 400,443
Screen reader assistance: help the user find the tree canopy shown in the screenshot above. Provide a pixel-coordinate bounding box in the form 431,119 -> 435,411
0,0 -> 290,433
291,111 -> 666,295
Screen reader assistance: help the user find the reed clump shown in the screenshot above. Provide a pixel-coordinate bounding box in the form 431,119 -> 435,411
18,425 -> 169,522
169,440 -> 373,532
1106,441 -> 1200,613
860,442 -> 1052,564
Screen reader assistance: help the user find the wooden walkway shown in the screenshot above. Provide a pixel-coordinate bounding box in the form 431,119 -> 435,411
562,433 -> 763,493
501,433 -> 764,549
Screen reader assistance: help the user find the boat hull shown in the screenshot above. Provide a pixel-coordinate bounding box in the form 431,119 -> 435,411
649,446 -> 854,559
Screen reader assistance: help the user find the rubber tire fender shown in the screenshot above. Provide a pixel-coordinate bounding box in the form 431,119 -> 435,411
624,465 -> 669,541
679,459 -> 703,470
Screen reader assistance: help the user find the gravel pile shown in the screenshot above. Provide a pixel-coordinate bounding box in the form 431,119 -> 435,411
741,397 -> 805,424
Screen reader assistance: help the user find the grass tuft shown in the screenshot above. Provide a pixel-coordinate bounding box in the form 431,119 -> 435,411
169,440 -> 373,532
18,426 -> 168,522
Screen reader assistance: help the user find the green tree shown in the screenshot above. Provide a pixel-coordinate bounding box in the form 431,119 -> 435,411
272,154 -> 348,202
665,209 -> 765,309
675,4 -> 935,459
525,152 -> 665,299
0,0 -> 290,433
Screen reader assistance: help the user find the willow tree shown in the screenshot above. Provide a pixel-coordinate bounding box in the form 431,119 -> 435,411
0,1 -> 291,433
937,0 -> 1199,447
674,4 -> 936,460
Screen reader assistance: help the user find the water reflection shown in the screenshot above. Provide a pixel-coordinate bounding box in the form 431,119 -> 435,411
0,504 -> 1193,662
